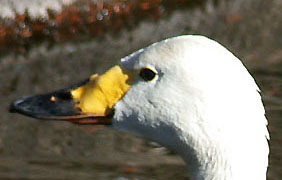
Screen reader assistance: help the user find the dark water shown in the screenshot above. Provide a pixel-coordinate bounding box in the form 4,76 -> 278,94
0,0 -> 281,179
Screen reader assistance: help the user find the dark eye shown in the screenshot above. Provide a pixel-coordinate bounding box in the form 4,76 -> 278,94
139,67 -> 157,81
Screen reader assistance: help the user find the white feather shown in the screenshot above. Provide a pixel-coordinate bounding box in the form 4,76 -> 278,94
113,35 -> 269,180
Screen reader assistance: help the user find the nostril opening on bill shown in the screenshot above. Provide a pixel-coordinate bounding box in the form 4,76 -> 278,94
54,91 -> 72,101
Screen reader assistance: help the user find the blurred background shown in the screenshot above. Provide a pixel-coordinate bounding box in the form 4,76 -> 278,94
0,0 -> 281,179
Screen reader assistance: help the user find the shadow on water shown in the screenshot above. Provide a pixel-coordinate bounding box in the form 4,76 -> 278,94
0,157 -> 188,180
0,0 -> 282,179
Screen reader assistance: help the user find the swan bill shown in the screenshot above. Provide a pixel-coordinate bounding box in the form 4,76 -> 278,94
9,65 -> 131,125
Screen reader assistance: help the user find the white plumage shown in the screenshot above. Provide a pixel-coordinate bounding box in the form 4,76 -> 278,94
9,35 -> 269,180
112,35 -> 269,180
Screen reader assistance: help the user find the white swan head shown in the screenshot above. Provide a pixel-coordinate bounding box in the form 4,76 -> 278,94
10,35 -> 269,180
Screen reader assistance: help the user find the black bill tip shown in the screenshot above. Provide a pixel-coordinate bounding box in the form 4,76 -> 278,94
9,90 -> 79,120
9,97 -> 26,113
9,78 -> 113,125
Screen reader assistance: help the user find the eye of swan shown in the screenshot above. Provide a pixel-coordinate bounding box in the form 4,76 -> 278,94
139,67 -> 157,81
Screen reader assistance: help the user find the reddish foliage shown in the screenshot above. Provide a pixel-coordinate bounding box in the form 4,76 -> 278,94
120,166 -> 137,173
0,0 -> 206,55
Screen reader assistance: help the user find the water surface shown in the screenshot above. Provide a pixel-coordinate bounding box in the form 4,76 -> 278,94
0,0 -> 281,179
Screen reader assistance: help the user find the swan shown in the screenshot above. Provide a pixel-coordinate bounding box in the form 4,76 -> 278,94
10,35 -> 269,180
